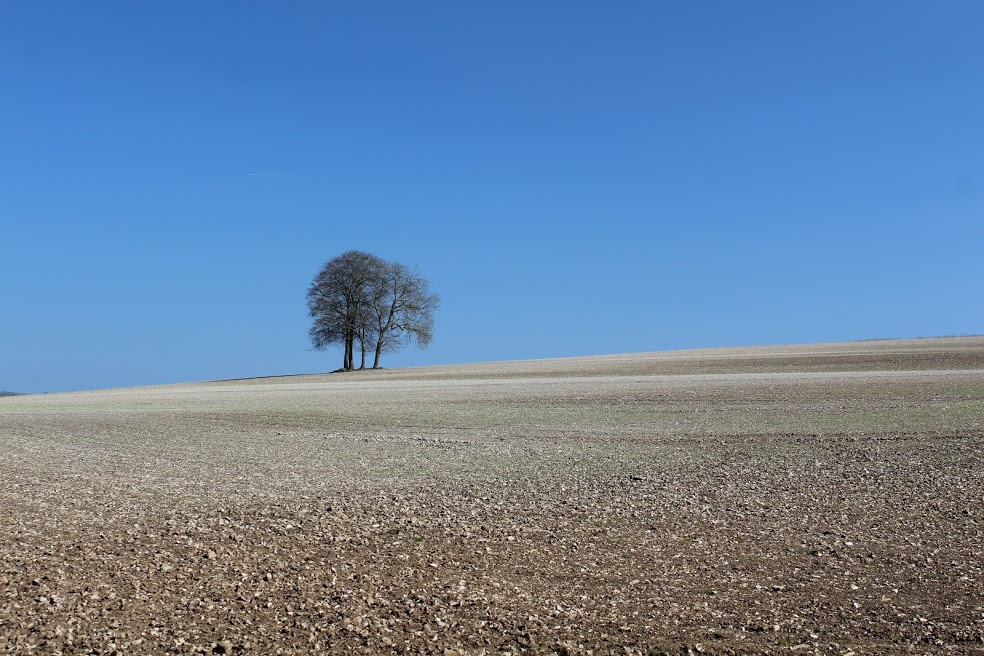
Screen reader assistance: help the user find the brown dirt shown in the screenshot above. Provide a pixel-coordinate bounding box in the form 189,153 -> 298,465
1,337 -> 983,655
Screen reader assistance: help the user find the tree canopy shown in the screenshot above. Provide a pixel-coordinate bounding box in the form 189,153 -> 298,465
307,251 -> 439,370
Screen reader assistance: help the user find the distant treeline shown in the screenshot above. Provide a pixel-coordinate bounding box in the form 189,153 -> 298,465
0,391 -> 24,397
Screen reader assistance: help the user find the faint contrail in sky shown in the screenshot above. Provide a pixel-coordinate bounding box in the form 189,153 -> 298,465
243,172 -> 295,177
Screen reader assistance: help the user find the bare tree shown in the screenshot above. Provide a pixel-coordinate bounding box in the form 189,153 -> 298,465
306,251 -> 385,371
367,262 -> 439,369
307,252 -> 438,371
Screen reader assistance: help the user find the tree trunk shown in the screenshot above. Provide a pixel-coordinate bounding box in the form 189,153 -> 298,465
372,302 -> 396,369
359,341 -> 366,369
373,338 -> 384,369
343,334 -> 353,370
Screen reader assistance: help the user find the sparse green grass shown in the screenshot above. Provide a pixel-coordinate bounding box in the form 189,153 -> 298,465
708,627 -> 727,639
644,647 -> 672,656
0,339 -> 981,506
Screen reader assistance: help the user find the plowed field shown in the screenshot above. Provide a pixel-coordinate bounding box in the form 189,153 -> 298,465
2,337 -> 983,654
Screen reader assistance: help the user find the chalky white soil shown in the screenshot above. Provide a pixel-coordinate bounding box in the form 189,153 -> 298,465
1,337 -> 983,654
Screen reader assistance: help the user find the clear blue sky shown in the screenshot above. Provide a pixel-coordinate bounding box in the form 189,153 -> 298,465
2,1 -> 982,393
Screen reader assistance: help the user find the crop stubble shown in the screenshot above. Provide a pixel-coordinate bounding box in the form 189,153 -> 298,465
1,337 -> 982,654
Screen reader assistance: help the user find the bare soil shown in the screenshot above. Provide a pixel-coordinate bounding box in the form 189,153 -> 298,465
1,337 -> 982,655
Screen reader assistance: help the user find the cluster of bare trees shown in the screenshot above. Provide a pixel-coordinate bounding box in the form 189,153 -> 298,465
306,251 -> 439,371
